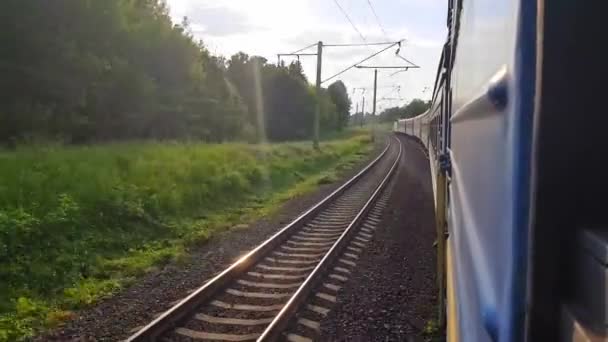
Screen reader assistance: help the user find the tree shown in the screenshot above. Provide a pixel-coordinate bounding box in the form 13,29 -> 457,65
402,99 -> 431,118
263,65 -> 315,140
327,81 -> 352,130
0,2 -> 354,145
377,99 -> 431,123
288,61 -> 307,83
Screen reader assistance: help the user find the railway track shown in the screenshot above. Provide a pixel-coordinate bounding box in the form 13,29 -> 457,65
127,136 -> 402,342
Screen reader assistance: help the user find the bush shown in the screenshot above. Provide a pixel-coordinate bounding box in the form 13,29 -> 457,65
0,134 -> 371,340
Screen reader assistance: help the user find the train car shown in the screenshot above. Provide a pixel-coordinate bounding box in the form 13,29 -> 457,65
395,0 -> 605,341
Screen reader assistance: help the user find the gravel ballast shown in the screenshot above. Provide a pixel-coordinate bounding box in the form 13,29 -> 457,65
37,139 -> 386,341
319,134 -> 440,341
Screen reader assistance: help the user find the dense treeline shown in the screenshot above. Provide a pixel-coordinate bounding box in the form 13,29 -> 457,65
0,0 -> 351,145
377,99 -> 431,122
348,99 -> 430,126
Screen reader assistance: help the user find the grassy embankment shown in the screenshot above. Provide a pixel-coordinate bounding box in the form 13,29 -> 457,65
0,130 -> 372,340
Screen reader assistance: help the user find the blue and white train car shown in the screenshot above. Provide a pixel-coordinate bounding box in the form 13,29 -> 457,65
395,0 -> 605,341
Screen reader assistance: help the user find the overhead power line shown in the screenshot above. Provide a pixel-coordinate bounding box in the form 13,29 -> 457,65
321,40 -> 402,84
351,85 -> 396,90
332,0 -> 368,45
356,65 -> 418,69
324,41 -> 394,47
366,0 -> 389,40
396,53 -> 419,67
291,43 -> 318,54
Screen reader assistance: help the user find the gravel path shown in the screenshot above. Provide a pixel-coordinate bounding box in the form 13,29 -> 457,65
319,134 -> 441,341
36,139 -> 386,342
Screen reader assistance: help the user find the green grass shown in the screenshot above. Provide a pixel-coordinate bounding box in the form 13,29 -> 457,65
422,319 -> 445,341
0,132 -> 372,341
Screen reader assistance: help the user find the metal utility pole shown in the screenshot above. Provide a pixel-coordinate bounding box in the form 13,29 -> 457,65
356,65 -> 418,139
361,96 -> 366,127
372,69 -> 378,141
278,39 -> 405,147
314,41 -> 323,149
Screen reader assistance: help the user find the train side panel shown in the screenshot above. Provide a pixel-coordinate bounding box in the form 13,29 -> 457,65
449,0 -> 536,340
394,0 -> 537,340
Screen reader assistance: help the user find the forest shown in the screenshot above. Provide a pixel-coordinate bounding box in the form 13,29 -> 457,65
0,0 -> 352,146
377,99 -> 431,122
0,1 -> 365,339
0,1 -> 364,340
349,99 -> 431,127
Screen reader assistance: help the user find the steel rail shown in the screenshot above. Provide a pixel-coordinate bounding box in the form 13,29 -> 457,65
126,139 -> 393,342
257,135 -> 402,341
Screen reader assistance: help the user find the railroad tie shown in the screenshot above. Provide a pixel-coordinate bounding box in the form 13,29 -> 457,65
316,292 -> 337,303
211,300 -> 283,311
287,333 -> 313,342
298,317 -> 321,331
307,304 -> 330,316
175,328 -> 260,341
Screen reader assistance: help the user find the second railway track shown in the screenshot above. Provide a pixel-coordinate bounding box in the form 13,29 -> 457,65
127,136 -> 403,342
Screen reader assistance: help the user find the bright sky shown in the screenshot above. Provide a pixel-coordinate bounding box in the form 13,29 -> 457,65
166,0 -> 446,113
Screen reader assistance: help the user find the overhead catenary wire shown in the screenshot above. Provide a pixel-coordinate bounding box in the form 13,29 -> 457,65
324,41 -> 394,47
290,43 -> 318,54
396,53 -> 419,67
390,69 -> 407,77
277,43 -> 318,66
321,41 -> 401,84
366,0 -> 389,40
332,0 -> 368,45
351,85 -> 396,90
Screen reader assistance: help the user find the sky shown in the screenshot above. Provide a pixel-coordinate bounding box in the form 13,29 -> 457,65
166,0 -> 447,113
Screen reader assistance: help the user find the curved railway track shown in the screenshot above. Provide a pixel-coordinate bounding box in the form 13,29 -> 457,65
127,136 -> 402,342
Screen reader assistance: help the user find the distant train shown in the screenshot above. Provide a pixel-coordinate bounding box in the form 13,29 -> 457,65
394,1 -> 605,341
